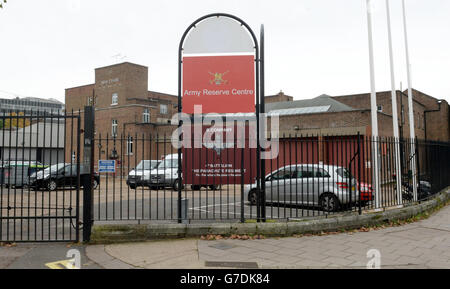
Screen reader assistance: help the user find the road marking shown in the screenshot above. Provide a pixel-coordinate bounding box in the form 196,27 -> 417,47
189,201 -> 242,210
45,258 -> 79,269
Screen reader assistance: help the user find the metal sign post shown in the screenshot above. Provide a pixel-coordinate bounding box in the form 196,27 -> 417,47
259,24 -> 266,222
178,13 -> 262,223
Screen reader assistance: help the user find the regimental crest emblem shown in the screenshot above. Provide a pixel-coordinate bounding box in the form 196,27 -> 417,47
209,71 -> 229,85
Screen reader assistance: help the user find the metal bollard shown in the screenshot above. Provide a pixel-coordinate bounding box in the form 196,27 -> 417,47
181,198 -> 189,224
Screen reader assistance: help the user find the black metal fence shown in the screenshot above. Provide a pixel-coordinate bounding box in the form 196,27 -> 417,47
92,133 -> 450,223
2,112 -> 450,242
0,112 -> 81,242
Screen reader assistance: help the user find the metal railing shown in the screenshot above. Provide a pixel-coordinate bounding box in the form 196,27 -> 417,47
92,133 -> 450,223
1,111 -> 449,243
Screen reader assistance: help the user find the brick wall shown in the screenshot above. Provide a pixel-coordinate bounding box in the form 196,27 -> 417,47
410,89 -> 450,141
64,62 -> 179,169
333,90 -> 427,140
65,84 -> 95,112
264,92 -> 293,104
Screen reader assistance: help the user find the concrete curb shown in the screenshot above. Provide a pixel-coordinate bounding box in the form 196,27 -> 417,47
90,188 -> 450,244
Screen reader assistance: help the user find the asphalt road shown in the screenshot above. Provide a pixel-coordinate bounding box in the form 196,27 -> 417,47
92,182 -> 346,222
0,243 -> 101,269
2,179 -> 373,241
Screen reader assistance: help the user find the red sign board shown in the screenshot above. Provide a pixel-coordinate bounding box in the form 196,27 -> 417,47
183,124 -> 257,185
182,55 -> 255,114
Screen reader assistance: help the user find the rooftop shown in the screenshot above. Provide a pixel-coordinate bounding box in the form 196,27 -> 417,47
265,94 -> 355,116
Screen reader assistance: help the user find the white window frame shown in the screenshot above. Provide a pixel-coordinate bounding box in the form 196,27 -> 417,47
143,108 -> 150,123
160,104 -> 168,115
112,119 -> 118,137
111,93 -> 118,106
126,136 -> 133,155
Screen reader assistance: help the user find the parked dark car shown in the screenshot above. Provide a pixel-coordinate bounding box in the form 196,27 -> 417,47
2,161 -> 48,188
29,163 -> 99,191
401,180 -> 432,201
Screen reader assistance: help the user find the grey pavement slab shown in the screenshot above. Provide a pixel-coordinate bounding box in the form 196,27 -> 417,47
85,204 -> 450,269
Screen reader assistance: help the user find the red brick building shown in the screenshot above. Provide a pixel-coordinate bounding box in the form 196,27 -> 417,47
65,62 -> 177,168
64,61 -> 449,173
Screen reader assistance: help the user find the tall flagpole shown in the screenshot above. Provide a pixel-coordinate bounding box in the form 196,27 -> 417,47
366,0 -> 381,208
402,0 -> 418,201
385,0 -> 403,205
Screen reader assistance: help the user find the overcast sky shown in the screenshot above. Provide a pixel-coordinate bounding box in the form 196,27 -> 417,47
0,0 -> 449,104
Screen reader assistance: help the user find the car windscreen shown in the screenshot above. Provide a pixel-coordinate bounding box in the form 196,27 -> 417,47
336,168 -> 351,178
136,160 -> 155,170
158,159 -> 178,169
44,164 -> 66,174
271,168 -> 295,180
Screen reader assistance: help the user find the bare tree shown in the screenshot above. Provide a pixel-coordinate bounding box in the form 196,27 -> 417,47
0,0 -> 7,9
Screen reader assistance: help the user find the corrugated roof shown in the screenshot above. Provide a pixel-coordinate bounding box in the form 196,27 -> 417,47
265,94 -> 354,115
268,106 -> 331,116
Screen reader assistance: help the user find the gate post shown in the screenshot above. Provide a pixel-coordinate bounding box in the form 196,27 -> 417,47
415,137 -> 421,201
83,106 -> 95,242
357,133 -> 362,215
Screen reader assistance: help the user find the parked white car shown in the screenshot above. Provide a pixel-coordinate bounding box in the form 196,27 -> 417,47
126,160 -> 160,189
244,164 -> 358,212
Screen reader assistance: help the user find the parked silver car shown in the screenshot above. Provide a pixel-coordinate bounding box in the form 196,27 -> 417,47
244,164 -> 358,212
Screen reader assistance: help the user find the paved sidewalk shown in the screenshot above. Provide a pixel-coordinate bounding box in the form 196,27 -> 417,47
86,204 -> 450,269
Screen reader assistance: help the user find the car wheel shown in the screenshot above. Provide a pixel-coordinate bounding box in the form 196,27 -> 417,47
47,180 -> 57,191
129,184 -> 137,190
320,193 -> 340,212
209,184 -> 221,190
248,189 -> 258,206
173,179 -> 184,191
359,201 -> 368,207
148,185 -> 157,190
191,185 -> 201,191
93,179 -> 99,190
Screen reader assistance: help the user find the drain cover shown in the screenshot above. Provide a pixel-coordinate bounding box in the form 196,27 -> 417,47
209,242 -> 235,250
205,261 -> 259,269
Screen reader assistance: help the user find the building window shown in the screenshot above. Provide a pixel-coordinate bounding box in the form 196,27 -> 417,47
112,119 -> 118,137
143,108 -> 150,123
112,93 -> 118,106
87,96 -> 94,106
401,106 -> 405,124
126,136 -> 133,155
160,104 -> 168,115
377,105 -> 383,113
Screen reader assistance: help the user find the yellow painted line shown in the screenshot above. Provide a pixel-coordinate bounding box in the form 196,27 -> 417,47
45,259 -> 78,269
